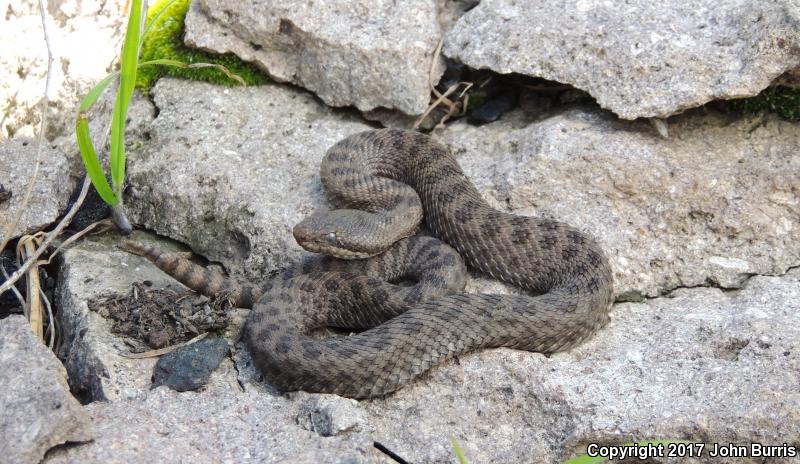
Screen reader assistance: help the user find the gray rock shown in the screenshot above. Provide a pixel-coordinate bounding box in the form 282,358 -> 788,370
295,393 -> 372,437
441,107 -> 800,299
436,0 -> 480,32
56,231 -> 241,402
360,271 -> 800,463
0,0 -> 127,140
126,79 -> 373,282
184,0 -> 443,115
57,77 -> 798,464
43,271 -> 800,463
0,315 -> 93,464
152,337 -> 230,392
0,138 -> 74,244
44,388 -> 380,463
131,79 -> 799,300
444,0 -> 800,119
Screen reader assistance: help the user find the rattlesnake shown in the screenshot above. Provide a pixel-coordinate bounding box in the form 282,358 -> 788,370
123,129 -> 613,399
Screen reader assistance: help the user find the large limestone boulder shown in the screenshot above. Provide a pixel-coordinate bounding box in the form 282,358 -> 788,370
444,0 -> 800,119
126,79 -> 373,282
184,0 -> 443,115
443,108 -> 800,300
0,315 -> 93,464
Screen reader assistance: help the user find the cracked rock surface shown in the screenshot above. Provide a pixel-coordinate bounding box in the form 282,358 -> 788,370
49,231 -> 800,462
56,231 -> 242,403
444,0 -> 800,119
44,78 -> 800,462
0,138 -> 75,244
184,0 -> 443,115
126,79 -> 373,283
1,315 -> 93,464
442,108 -> 800,300
128,80 -> 800,301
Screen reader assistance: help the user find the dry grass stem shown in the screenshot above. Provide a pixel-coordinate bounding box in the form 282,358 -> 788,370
0,177 -> 91,297
0,0 -> 54,255
120,332 -> 209,359
39,287 -> 55,348
41,218 -> 115,266
18,236 -> 45,340
414,38 -> 475,130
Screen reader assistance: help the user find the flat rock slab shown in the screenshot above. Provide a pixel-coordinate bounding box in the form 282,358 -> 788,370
0,315 -> 93,464
43,271 -> 800,463
45,388 -> 380,463
444,0 -> 800,119
0,138 -> 74,244
442,108 -> 800,299
361,271 -> 800,463
184,0 -> 443,115
56,231 -> 241,402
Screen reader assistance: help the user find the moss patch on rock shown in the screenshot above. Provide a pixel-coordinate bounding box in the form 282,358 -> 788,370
725,86 -> 800,122
137,0 -> 269,91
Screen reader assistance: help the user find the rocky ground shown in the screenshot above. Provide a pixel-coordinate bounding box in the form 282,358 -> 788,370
1,1 -> 799,463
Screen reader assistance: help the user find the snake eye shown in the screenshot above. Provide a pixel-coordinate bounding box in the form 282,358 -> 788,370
325,232 -> 338,244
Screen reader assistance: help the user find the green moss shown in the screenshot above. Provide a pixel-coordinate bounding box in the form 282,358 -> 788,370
136,0 -> 269,91
726,85 -> 800,121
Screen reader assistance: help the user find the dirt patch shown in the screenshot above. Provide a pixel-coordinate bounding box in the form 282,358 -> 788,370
88,281 -> 231,352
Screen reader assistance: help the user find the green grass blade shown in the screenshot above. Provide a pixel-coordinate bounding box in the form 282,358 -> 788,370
75,116 -> 118,205
450,438 -> 469,464
75,71 -> 119,207
139,58 -> 188,67
138,59 -> 246,85
110,0 -> 143,196
78,72 -> 119,113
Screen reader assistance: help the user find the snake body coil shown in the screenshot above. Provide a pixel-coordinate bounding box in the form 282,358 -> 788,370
126,129 -> 613,399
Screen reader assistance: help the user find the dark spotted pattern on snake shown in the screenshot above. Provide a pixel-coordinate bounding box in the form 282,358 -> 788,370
123,128 -> 613,399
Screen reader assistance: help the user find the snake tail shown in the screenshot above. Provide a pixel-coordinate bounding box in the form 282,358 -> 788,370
119,240 -> 263,308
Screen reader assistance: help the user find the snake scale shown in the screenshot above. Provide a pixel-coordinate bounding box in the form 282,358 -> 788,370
123,129 -> 614,399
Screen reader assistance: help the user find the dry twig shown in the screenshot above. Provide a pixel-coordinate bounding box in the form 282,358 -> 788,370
0,177 -> 91,297
120,332 -> 209,359
413,38 -> 473,131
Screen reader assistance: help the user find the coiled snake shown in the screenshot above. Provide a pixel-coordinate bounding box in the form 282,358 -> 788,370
124,129 -> 613,399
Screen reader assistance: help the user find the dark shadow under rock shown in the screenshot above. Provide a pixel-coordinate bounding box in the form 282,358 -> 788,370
65,176 -> 111,232
469,90 -> 518,124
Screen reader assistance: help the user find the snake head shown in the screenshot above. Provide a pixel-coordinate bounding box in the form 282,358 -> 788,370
293,210 -> 386,259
